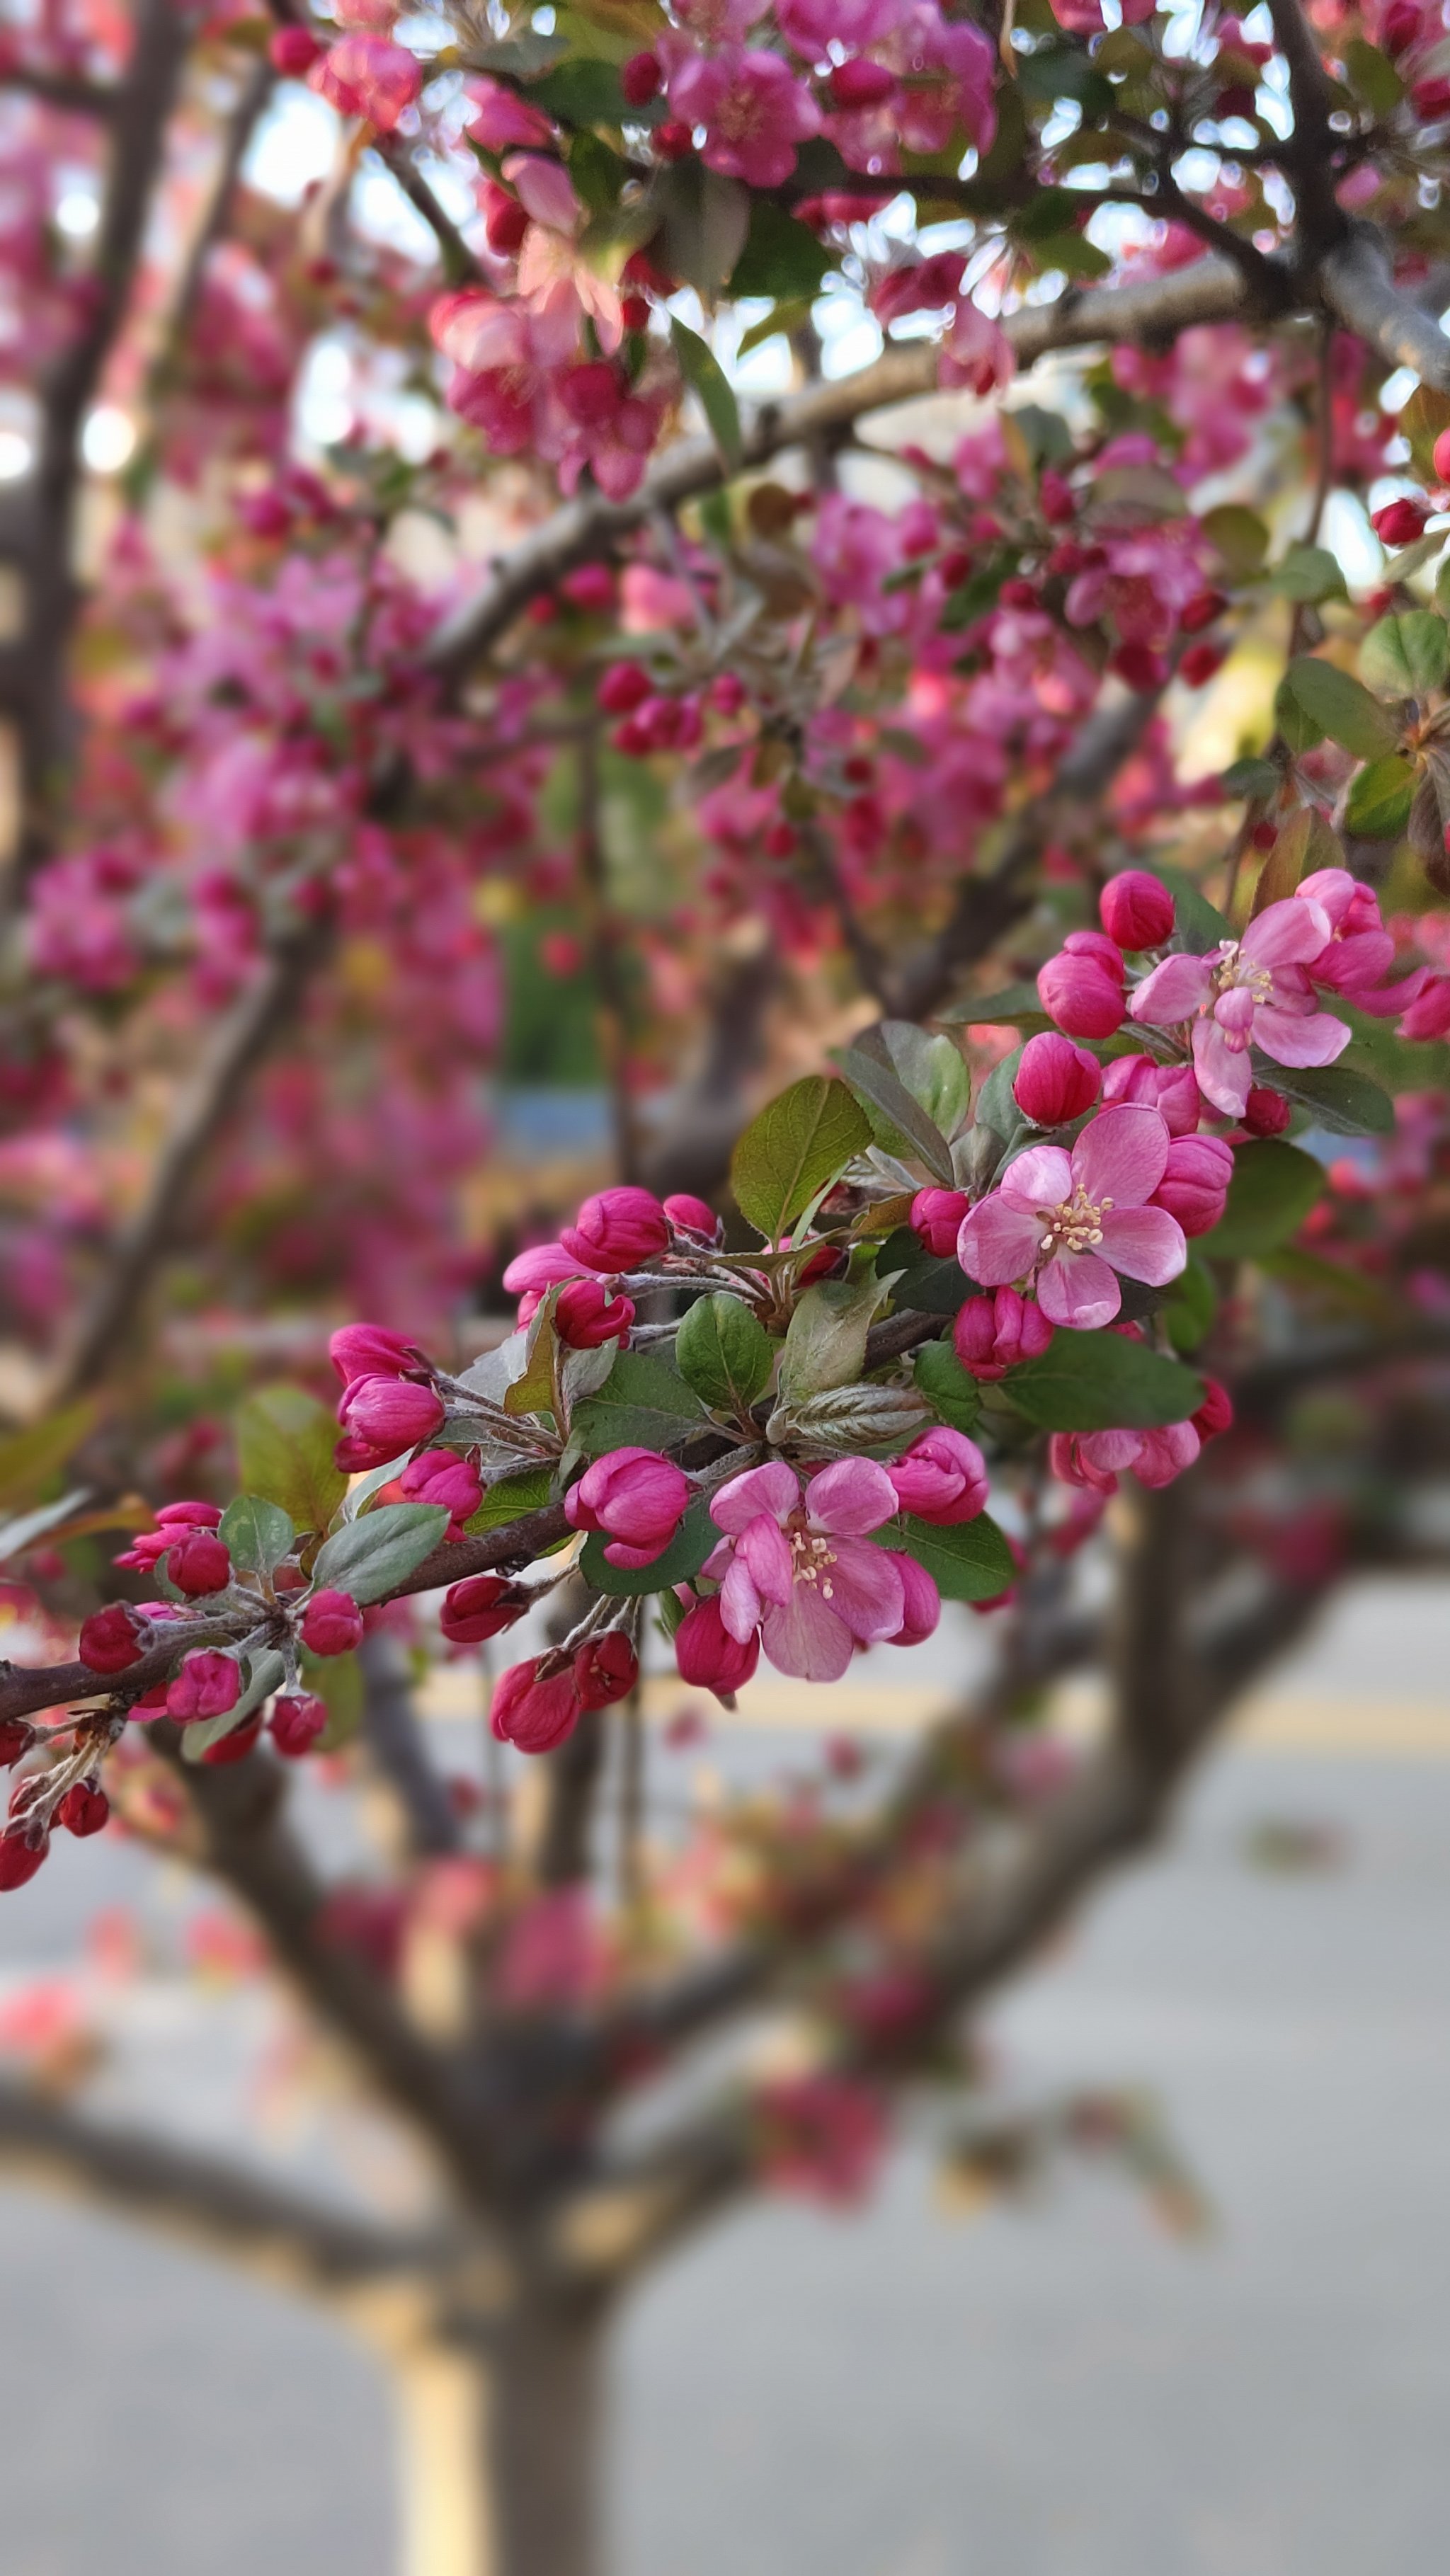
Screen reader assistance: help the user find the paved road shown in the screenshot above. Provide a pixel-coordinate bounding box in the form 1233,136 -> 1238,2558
1,1584 -> 1448,2575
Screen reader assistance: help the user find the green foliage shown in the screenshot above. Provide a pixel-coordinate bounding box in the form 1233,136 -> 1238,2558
777,1278 -> 882,1402
1199,1139 -> 1324,1258
1281,658 -> 1400,760
1360,612 -> 1449,699
884,1511 -> 1015,1601
913,1338 -> 983,1431
670,317 -> 743,472
1272,545 -> 1347,605
464,1468 -> 556,1533
1345,754 -> 1416,840
675,1293 -> 776,1414
571,1351 -> 706,1456
729,200 -> 830,299
310,1502 -> 450,1604
581,1497 -> 717,1597
1263,1063 -> 1394,1135
730,1075 -> 872,1240
234,1387 -> 346,1538
1005,1331 -> 1203,1430
218,1496 -> 294,1576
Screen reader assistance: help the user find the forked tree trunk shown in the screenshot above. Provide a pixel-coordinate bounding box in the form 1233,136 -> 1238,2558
392,2300 -> 609,2576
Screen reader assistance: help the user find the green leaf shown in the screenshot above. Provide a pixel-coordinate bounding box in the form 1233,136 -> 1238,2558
1005,1330 -> 1203,1431
1273,544 -> 1347,605
737,297 -> 813,357
860,1021 -> 971,1138
0,1401 -> 97,1515
529,57 -> 627,125
654,161 -> 750,294
729,199 -> 830,300
1221,755 -> 1281,801
675,1293 -> 776,1415
464,1467 -> 556,1535
1282,658 -> 1400,760
310,1501 -> 449,1605
835,1046 -> 957,1183
1260,1063 -> 1395,1135
1201,503 -> 1269,577
940,980 -> 1051,1031
571,1351 -> 707,1458
181,1650 -> 283,1763
730,1075 -> 872,1240
235,1385 -> 346,1538
778,1277 -> 882,1404
1345,752 -> 1416,840
1360,611 -> 1449,699
884,1511 -> 1015,1602
1015,44 -> 1110,111
1198,1138 -> 1323,1259
503,1303 -> 560,1419
1148,865 -> 1233,951
1274,672 -> 1324,755
580,1496 -> 717,1598
304,1647 -> 366,1753
1162,1257 -> 1217,1355
670,316 -> 743,474
218,1495 -> 295,1576
1342,35 -> 1403,111
877,1230 -> 971,1317
913,1338 -> 983,1432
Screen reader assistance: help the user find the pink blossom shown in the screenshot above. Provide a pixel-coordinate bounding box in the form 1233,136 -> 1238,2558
1049,1419 -> 1201,1494
329,1322 -> 426,1385
675,1593 -> 761,1693
491,1654 -> 581,1753
336,1371 -> 445,1464
1038,930 -> 1126,1039
564,1448 -> 691,1569
1129,895 -> 1349,1118
1399,975 -> 1450,1041
555,1279 -> 635,1347
501,151 -> 580,235
940,299 -> 1014,396
666,47 -> 822,188
1152,1133 -> 1233,1237
1013,1031 -> 1102,1127
1101,1053 -> 1203,1135
886,1427 -> 988,1524
399,1447 -> 483,1536
440,1574 -> 531,1645
166,1650 -> 241,1722
561,1186 -> 669,1271
911,1187 -> 972,1256
957,1104 -> 1186,1329
464,76 -> 556,153
1294,867 -> 1398,1000
299,1589 -> 365,1657
885,1553 -> 941,1645
953,1286 -> 1054,1378
704,1459 -> 906,1683
308,34 -> 421,131
1100,869 -> 1175,949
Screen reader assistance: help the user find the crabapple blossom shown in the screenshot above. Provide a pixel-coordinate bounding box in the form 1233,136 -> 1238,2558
1151,1133 -> 1234,1237
886,1428 -> 989,1525
1100,870 -> 1175,949
1049,1419 -> 1202,1494
674,1594 -> 761,1693
1012,1033 -> 1102,1127
560,1187 -> 670,1271
664,47 -> 821,190
329,1323 -> 425,1386
911,1188 -> 972,1256
270,1695 -> 329,1758
574,1632 -> 639,1712
884,1555 -> 942,1647
957,1105 -> 1187,1330
299,1591 -> 365,1657
166,1650 -> 241,1722
336,1373 -> 445,1466
1037,932 -> 1126,1040
1129,897 -> 1350,1118
555,1280 -> 635,1348
399,1448 -> 483,1537
1101,1054 -> 1203,1135
78,1605 -> 147,1674
703,1460 -> 907,1684
491,1654 -> 583,1753
564,1450 -> 691,1569
953,1287 -> 1054,1378
440,1574 -> 532,1645
164,1530 -> 232,1597
57,1782 -> 110,1838
308,34 -> 422,131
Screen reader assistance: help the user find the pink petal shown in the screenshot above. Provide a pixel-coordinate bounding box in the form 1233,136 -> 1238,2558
738,1511 -> 794,1604
1096,1204 -> 1187,1287
760,1588 -> 855,1683
711,1460 -> 799,1536
1129,952 -> 1214,1024
1071,1103 -> 1169,1208
1000,1144 -> 1073,1209
806,1458 -> 900,1537
1241,897 -> 1330,970
719,1550 -> 763,1643
821,1537 -> 906,1642
1133,1421 -> 1200,1487
1037,1249 -> 1121,1329
957,1197 -> 1046,1288
1192,1017 -> 1250,1117
1252,1005 -> 1352,1069
1082,1429 -> 1146,1472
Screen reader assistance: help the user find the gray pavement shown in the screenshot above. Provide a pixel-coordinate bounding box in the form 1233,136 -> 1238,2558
1,1584 -> 1448,2575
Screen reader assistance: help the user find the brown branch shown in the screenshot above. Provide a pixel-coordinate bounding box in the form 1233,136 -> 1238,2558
0,63 -> 118,115
359,1628 -> 464,1860
1320,228 -> 1450,390
0,2076 -> 452,2296
373,138 -> 484,285
1265,0 -> 1346,251
425,257 -> 1253,679
161,55 -> 277,368
576,728 -> 640,1184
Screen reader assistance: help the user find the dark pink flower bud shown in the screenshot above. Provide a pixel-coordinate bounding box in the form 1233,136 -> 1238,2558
1153,1133 -> 1233,1237
501,1241 -> 583,1298
910,1187 -> 971,1256
1243,1084 -> 1293,1135
664,1193 -> 721,1240
1192,1378 -> 1234,1443
491,1654 -> 582,1753
164,1530 -> 232,1597
952,1287 -> 1054,1379
57,1780 -> 109,1838
1099,869 -> 1175,949
1037,932 -> 1126,1039
828,55 -> 897,103
556,1278 -> 635,1347
1371,497 -> 1429,546
559,1186 -> 669,1271
336,1374 -> 445,1460
1102,1053 -> 1202,1136
620,48 -> 661,103
201,1716 -> 264,1766
675,1594 -> 760,1693
78,1603 -> 147,1673
155,1499 -> 224,1528
564,1447 -> 690,1567
440,1573 -> 531,1645
300,1589 -> 365,1657
886,1427 -> 989,1525
166,1650 -> 241,1722
575,1631 -> 639,1710
1399,975 -> 1450,1042
269,24 -> 322,73
0,1719 -> 35,1768
884,1553 -> 941,1647
1012,1032 -> 1102,1127
329,1322 -> 425,1387
270,1693 -> 329,1758
0,1831 -> 48,1891
597,660 -> 653,715
399,1448 -> 482,1536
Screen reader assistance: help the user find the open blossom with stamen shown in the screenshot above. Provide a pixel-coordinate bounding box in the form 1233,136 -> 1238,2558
703,1459 -> 908,1683
1129,895 -> 1349,1118
957,1104 -> 1186,1329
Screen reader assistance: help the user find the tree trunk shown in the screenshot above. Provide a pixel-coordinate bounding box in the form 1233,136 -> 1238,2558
392,2301 -> 608,2576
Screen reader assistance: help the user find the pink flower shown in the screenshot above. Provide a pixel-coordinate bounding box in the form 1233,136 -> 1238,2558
1013,1032 -> 1102,1127
1038,930 -> 1126,1039
329,1322 -> 426,1386
399,1448 -> 482,1537
555,1279 -> 635,1347
953,1286 -> 1054,1378
336,1373 -> 445,1466
704,1459 -> 906,1683
1129,896 -> 1350,1118
561,1186 -> 670,1271
675,1593 -> 762,1693
911,1186 -> 972,1256
665,1192 -> 721,1240
940,297 -> 1014,396
564,1447 -> 690,1568
957,1104 -> 1187,1329
885,1553 -> 941,1645
300,1589 -> 365,1657
666,47 -> 822,188
1100,869 -> 1175,949
501,151 -> 580,234
464,76 -> 556,152
78,1603 -> 147,1673
165,1530 -> 232,1597
574,1631 -> 638,1710
166,1650 -> 241,1722
308,33 -> 421,131
502,1240 -> 587,1320
1101,1053 -> 1203,1135
1049,1419 -> 1200,1495
491,1654 -> 581,1753
440,1574 -> 531,1644
271,1694 -> 329,1758
1152,1133 -> 1233,1237
1400,974 -> 1450,1041
759,2072 -> 887,2203
886,1427 -> 988,1525
1295,867 -> 1397,1000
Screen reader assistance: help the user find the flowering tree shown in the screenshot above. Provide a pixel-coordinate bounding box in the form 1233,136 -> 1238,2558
3,0 -> 1450,2563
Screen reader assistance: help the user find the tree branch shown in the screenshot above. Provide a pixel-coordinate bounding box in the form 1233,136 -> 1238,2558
0,63 -> 118,115
1320,229 -> 1450,390
374,139 -> 485,285
359,1629 -> 464,1860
